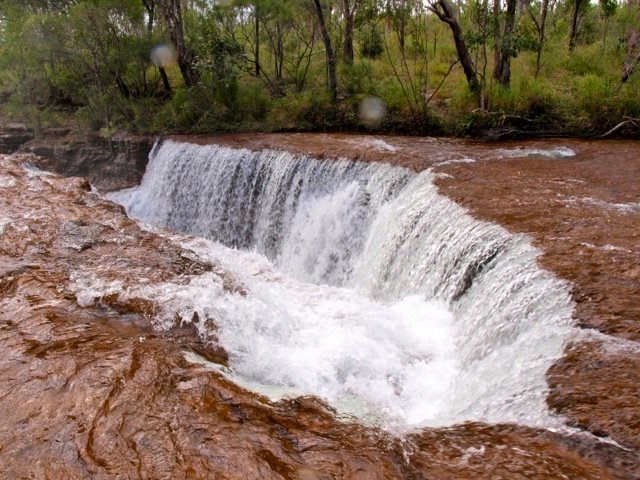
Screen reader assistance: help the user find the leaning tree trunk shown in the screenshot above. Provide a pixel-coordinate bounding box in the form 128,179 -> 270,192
157,0 -> 198,87
428,0 -> 479,93
493,0 -> 517,86
312,0 -> 338,102
622,31 -> 640,83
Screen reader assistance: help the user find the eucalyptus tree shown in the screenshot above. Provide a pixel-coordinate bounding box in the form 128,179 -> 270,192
157,0 -> 199,86
281,6 -> 318,92
599,0 -> 616,49
311,0 -> 338,102
428,0 -> 479,92
233,0 -> 280,78
527,0 -> 550,77
569,0 -> 587,50
342,0 -> 362,63
493,0 -> 517,85
0,0 -> 163,130
384,0 -> 410,53
621,4 -> 640,83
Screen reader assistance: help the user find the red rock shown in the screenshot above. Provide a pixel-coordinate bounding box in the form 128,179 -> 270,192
1,140 -> 638,478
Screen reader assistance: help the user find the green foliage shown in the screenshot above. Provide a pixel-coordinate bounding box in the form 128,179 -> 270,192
600,0 -> 617,19
492,76 -> 560,119
342,60 -> 376,95
568,74 -> 638,131
234,80 -> 271,122
360,26 -> 384,59
0,0 -> 638,137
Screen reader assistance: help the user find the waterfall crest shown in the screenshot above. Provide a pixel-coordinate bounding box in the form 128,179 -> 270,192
108,139 -> 575,429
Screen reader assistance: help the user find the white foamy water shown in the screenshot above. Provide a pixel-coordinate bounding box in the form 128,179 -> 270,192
0,175 -> 16,188
102,139 -> 578,431
349,138 -> 397,152
563,195 -> 640,214
497,146 -> 576,159
69,241 -> 458,429
433,157 -> 476,167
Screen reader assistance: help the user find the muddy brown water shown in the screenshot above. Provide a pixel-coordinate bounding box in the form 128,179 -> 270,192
2,133 -> 639,479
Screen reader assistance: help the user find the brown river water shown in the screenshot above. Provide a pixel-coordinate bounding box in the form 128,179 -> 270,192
1,133 -> 639,479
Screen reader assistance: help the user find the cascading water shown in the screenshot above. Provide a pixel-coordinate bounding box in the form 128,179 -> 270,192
105,139 -> 576,431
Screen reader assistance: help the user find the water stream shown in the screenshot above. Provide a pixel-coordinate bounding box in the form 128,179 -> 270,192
107,139 -> 576,431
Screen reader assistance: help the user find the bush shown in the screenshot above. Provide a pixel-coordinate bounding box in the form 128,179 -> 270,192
342,61 -> 376,95
233,81 -> 271,124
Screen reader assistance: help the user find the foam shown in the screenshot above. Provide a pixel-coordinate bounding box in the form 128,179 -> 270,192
497,146 -> 576,159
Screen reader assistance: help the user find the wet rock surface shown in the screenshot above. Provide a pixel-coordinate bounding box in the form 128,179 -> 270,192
20,131 -> 153,192
0,122 -> 33,154
1,136 -> 639,479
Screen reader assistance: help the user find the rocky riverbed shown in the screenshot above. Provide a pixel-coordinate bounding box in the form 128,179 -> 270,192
1,133 -> 639,478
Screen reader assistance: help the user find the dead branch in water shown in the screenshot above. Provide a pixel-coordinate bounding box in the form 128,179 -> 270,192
599,117 -> 640,138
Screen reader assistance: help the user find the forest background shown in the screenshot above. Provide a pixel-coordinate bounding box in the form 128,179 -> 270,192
0,0 -> 639,138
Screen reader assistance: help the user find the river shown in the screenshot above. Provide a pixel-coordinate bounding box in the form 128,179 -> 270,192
0,133 -> 638,478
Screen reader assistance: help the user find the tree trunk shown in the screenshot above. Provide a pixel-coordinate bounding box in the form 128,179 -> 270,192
159,67 -> 172,95
622,31 -> 640,83
142,0 -> 155,33
428,0 -> 479,93
143,1 -> 172,95
343,0 -> 355,64
398,0 -> 406,54
569,0 -> 583,51
312,0 -> 338,102
493,0 -> 500,77
157,0 -> 198,87
255,3 -> 260,76
534,0 -> 548,77
276,22 -> 284,80
493,0 -> 517,86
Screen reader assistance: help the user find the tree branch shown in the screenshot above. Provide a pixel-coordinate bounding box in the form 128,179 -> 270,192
599,117 -> 639,137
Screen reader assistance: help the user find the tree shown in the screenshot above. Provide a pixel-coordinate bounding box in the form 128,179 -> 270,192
622,24 -> 640,83
157,0 -> 198,86
599,0 -> 616,50
142,0 -> 172,95
141,0 -> 156,32
493,0 -> 517,86
311,0 -> 338,101
569,0 -> 586,51
528,0 -> 550,77
281,9 -> 318,92
428,0 -> 479,92
342,0 -> 362,64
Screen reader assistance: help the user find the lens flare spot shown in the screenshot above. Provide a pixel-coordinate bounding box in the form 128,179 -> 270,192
150,43 -> 177,68
359,96 -> 387,127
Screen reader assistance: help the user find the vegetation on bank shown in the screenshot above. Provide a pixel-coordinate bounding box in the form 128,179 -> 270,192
0,0 -> 638,139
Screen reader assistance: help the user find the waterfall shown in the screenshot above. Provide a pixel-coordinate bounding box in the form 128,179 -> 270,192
107,139 -> 575,430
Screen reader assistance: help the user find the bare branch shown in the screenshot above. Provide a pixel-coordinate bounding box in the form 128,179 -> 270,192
599,118 -> 639,137
425,59 -> 459,106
